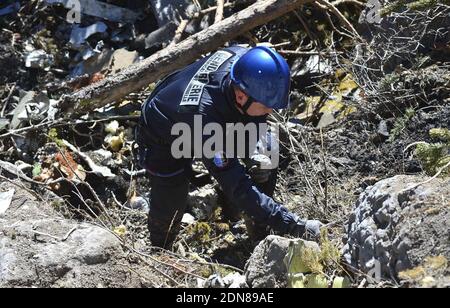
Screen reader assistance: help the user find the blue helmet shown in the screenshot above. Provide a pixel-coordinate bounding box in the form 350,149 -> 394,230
231,46 -> 291,109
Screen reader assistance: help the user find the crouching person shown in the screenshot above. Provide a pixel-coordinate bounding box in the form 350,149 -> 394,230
136,46 -> 323,248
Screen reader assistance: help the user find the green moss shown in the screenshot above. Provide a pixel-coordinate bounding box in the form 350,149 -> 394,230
50,200 -> 65,211
215,266 -> 235,278
408,0 -> 450,10
186,222 -> 212,243
415,128 -> 450,176
430,128 -> 450,142
381,0 -> 408,16
77,99 -> 92,109
199,266 -> 214,278
215,222 -> 230,233
32,163 -> 42,178
389,108 -> 416,142
47,128 -> 65,147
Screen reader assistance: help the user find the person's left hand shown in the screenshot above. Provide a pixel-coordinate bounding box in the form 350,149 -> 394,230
288,219 -> 324,241
247,154 -> 273,183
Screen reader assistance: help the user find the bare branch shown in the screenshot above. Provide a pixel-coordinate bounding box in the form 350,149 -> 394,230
318,0 -> 363,41
215,0 -> 225,23
169,19 -> 189,47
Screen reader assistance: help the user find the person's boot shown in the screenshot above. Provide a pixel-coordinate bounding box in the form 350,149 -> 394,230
148,173 -> 189,249
243,214 -> 270,242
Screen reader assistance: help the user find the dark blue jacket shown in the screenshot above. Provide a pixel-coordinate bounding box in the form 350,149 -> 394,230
140,46 -> 297,233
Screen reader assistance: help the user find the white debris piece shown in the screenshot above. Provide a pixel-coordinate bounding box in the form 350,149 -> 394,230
204,274 -> 226,288
224,273 -> 248,288
110,49 -> 139,74
202,273 -> 248,288
69,22 -> 108,50
196,278 -> 206,288
0,189 -> 15,216
125,196 -> 149,212
181,213 -> 196,225
292,55 -> 333,77
70,48 -> 139,77
105,121 -> 120,135
11,91 -> 50,129
25,50 -> 54,70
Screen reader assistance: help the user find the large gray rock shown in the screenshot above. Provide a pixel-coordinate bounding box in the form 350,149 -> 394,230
245,235 -> 291,288
0,181 -> 142,288
343,175 -> 450,285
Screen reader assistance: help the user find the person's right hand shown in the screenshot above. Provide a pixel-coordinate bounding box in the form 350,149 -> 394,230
289,219 -> 324,241
247,154 -> 274,183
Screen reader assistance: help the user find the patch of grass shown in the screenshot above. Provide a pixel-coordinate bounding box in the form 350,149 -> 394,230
399,266 -> 426,280
319,229 -> 342,269
398,255 -> 448,285
424,255 -> 448,270
287,229 -> 342,276
299,245 -> 324,274
286,230 -> 347,288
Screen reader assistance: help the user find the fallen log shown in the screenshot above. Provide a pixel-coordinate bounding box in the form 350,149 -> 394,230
62,0 -> 314,115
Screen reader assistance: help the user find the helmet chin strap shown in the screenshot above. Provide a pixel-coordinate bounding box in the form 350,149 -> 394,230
237,96 -> 254,116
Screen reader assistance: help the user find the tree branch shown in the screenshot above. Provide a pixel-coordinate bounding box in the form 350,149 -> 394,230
61,0 -> 315,116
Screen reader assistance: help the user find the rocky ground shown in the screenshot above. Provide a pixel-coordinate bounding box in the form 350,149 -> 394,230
0,181 -> 162,287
